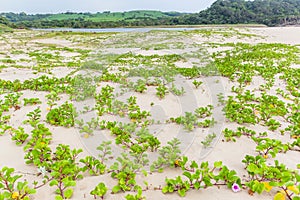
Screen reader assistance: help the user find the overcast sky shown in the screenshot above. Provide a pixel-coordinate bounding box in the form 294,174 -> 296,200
0,0 -> 216,14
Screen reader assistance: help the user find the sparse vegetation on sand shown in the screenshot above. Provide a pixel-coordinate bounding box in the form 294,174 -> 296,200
0,27 -> 299,199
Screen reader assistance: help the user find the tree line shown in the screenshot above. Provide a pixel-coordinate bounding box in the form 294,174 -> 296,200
1,0 -> 300,28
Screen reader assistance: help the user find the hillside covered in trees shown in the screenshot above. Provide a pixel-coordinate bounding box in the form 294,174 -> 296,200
180,0 -> 300,26
1,0 -> 300,28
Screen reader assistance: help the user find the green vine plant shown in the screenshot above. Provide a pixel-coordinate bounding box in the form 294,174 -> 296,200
23,123 -> 53,167
4,92 -> 23,110
79,156 -> 106,176
46,101 -> 77,127
150,138 -> 181,172
222,126 -> 264,142
49,145 -> 83,200
127,96 -> 151,124
192,80 -> 203,89
10,127 -> 29,146
23,108 -> 41,128
125,186 -> 145,200
0,167 -> 36,200
201,133 -> 216,148
252,137 -> 290,159
170,83 -> 185,96
109,152 -> 148,194
168,105 -> 214,131
97,141 -> 113,163
160,158 -> 241,197
6,120 -> 90,199
223,90 -> 290,127
90,182 -> 108,200
0,99 -> 11,136
23,98 -> 41,106
156,84 -> 169,99
242,155 -> 300,200
46,91 -> 61,110
67,74 -> 96,101
134,79 -> 148,93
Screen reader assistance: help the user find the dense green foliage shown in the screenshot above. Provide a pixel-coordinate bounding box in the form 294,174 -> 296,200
0,16 -> 13,33
180,0 -> 300,26
1,0 -> 300,28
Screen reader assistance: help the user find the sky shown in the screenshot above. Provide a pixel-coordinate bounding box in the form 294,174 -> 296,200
0,0 -> 216,14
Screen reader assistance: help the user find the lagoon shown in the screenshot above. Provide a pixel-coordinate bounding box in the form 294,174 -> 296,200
32,27 -> 209,33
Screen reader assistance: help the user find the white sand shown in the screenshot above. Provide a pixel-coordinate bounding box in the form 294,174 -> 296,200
0,27 -> 299,200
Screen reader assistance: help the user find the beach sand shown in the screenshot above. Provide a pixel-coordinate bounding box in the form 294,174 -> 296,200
0,27 -> 299,199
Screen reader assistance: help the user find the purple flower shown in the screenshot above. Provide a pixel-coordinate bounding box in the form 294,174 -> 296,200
231,183 -> 241,193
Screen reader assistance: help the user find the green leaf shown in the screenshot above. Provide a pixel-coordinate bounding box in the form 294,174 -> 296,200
64,188 -> 73,199
183,171 -> 192,181
141,169 -> 148,177
110,163 -> 119,171
49,180 -> 58,187
158,168 -> 164,173
64,180 -> 76,187
203,176 -> 212,186
285,181 -> 295,187
254,181 -> 265,194
17,181 -> 25,191
143,181 -> 148,187
247,163 -> 259,173
200,161 -> 208,169
178,189 -> 186,197
3,191 -> 11,198
28,188 -> 36,194
270,181 -> 279,187
270,151 -> 276,158
112,185 -> 121,194
162,186 -> 169,194
168,187 -> 174,193
190,161 -> 198,169
55,195 -> 63,200
194,182 -> 201,190
214,161 -> 222,168
137,187 -> 142,196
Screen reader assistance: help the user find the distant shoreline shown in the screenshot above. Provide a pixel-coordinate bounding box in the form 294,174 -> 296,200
126,24 -> 268,28
30,24 -> 269,33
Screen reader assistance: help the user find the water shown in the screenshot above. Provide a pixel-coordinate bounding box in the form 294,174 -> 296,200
32,27 -> 204,33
